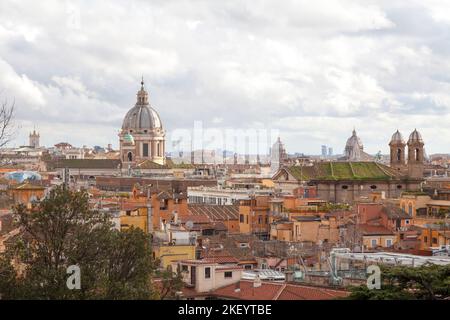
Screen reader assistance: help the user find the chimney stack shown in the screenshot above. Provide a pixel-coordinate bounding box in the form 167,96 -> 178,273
253,275 -> 262,288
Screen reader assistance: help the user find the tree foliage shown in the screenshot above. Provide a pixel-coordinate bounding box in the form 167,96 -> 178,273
347,264 -> 450,300
0,186 -> 182,300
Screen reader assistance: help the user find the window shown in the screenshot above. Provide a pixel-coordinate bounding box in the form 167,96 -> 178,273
182,265 -> 188,272
246,216 -> 248,224
424,236 -> 428,243
143,143 -> 149,157
204,267 -> 211,279
370,185 -> 377,190
244,265 -> 252,270
408,204 -> 413,216
342,185 -> 349,190
405,220 -> 410,225
386,239 -> 393,247
371,239 -> 377,247
160,199 -> 168,210
432,237 -> 438,244
397,185 -> 403,189
240,214 -> 244,223
258,215 -> 262,224
224,271 -> 232,278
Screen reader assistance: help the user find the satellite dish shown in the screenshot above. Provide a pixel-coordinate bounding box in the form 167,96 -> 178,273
185,220 -> 194,230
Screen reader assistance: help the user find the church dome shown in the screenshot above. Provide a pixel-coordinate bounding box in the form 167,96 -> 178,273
408,129 -> 423,144
345,129 -> 363,149
390,130 -> 405,145
121,79 -> 162,132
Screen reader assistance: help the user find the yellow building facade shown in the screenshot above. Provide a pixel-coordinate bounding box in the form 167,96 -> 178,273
152,244 -> 196,269
119,207 -> 149,232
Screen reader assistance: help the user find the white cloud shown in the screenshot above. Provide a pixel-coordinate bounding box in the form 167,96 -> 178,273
0,0 -> 448,154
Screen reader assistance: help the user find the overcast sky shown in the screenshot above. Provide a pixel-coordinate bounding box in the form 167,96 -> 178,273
0,0 -> 450,155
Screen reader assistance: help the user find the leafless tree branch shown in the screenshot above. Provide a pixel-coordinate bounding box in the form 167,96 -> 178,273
0,97 -> 16,148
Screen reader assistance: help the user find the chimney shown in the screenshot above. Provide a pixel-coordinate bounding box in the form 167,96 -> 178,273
147,204 -> 153,233
253,275 -> 262,288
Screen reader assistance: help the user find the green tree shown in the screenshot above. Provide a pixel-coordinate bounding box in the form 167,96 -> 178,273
157,268 -> 185,300
0,186 -> 158,299
347,264 -> 450,300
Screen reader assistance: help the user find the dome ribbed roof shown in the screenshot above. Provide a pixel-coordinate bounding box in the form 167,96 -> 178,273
390,130 -> 405,144
408,129 -> 423,144
122,105 -> 162,130
121,80 -> 162,131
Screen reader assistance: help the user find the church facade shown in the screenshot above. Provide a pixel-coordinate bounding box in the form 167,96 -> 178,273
119,79 -> 166,167
270,137 -> 287,175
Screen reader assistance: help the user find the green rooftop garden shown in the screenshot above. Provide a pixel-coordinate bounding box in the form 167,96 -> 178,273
287,162 -> 397,181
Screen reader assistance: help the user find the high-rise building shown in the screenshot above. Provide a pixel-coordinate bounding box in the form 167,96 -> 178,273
321,145 -> 327,157
328,147 -> 333,157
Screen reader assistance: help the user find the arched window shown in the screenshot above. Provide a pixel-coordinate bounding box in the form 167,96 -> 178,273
408,203 -> 413,216
415,148 -> 420,161
127,152 -> 133,162
402,204 -> 406,212
157,142 -> 161,157
397,148 -> 401,161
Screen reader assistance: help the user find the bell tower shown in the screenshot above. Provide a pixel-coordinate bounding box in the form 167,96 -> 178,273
407,129 -> 424,179
389,130 -> 406,172
29,130 -> 40,148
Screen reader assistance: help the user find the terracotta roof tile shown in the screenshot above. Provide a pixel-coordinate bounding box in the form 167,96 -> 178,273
359,224 -> 394,235
188,204 -> 239,221
212,280 -> 349,300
